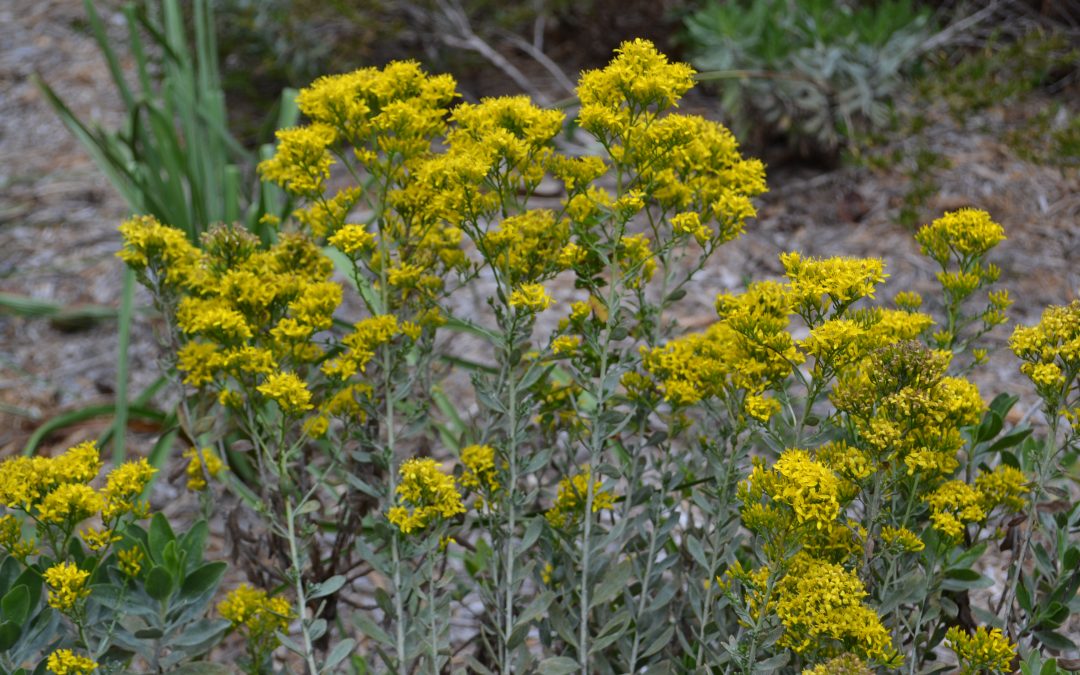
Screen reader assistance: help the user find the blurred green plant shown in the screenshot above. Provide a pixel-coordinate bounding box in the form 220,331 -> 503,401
684,0 -> 933,155
31,0 -> 298,464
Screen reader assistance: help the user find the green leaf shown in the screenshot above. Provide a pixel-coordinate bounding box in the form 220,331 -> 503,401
987,427 -> 1033,454
942,568 -> 992,591
1035,629 -> 1077,651
309,575 -> 346,600
178,521 -> 209,572
148,513 -> 175,564
10,570 -> 40,614
0,620 -> 21,651
146,566 -> 174,601
590,560 -> 632,609
323,638 -> 356,673
180,562 -> 226,598
169,665 -> 233,675
537,656 -> 580,675
1,586 -> 29,626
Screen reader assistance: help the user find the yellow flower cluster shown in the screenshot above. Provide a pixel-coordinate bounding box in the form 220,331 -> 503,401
881,525 -> 925,553
0,441 -> 155,544
975,465 -> 1027,513
744,450 -> 843,530
945,625 -> 1016,674
760,554 -> 901,666
643,281 -> 796,410
545,466 -> 616,528
118,546 -> 144,578
46,649 -> 98,675
459,444 -> 499,494
509,283 -> 554,312
801,653 -> 872,675
483,210 -> 569,285
915,208 -> 1006,263
923,480 -> 986,540
0,514 -> 35,560
387,458 -> 465,534
832,341 -> 984,479
257,370 -> 314,414
1011,300 -> 1080,404
219,583 -> 293,653
44,561 -> 91,612
183,447 -> 226,491
781,252 -> 887,323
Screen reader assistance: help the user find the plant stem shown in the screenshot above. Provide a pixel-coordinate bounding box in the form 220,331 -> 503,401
501,332 -> 519,671
285,498 -> 321,675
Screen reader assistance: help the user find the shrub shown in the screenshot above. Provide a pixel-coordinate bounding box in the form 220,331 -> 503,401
111,40 -> 1078,673
684,0 -> 933,155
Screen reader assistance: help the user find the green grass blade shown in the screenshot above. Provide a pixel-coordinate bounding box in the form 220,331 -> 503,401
23,403 -> 167,457
111,266 -> 136,464
84,0 -> 134,109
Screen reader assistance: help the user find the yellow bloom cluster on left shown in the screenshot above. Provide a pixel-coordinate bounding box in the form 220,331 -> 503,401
387,458 -> 465,534
0,441 -> 155,541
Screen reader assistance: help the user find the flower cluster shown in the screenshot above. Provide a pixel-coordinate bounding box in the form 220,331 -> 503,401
546,466 -> 617,528
1011,300 -> 1080,411
945,625 -> 1016,674
387,458 -> 465,534
44,561 -> 91,613
183,447 -> 226,491
219,584 -> 293,661
0,441 -> 155,558
46,649 -> 98,675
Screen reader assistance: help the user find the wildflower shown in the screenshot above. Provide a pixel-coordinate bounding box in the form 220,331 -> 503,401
556,242 -> 588,269
44,562 -> 91,612
327,224 -> 376,255
102,458 -> 156,518
671,211 -> 712,245
915,208 -> 1005,263
118,546 -> 144,578
923,480 -> 986,540
753,449 -> 843,529
483,210 -> 569,284
387,458 -> 465,534
183,448 -> 226,491
801,654 -> 873,675
257,371 -> 314,414
46,649 -> 98,675
219,584 -> 293,656
37,484 -> 102,525
546,466 -> 616,528
0,514 -> 35,560
460,444 -> 499,493
81,527 -> 120,552
975,465 -> 1027,513
509,284 -> 554,312
53,441 -> 104,484
881,525 -> 925,553
551,335 -> 582,356
945,626 -> 1016,674
617,234 -> 656,288
258,123 -> 337,195
323,315 -> 401,379
772,554 -> 902,666
781,252 -> 887,321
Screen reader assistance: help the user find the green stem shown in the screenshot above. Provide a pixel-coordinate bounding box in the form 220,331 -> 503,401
285,498 -> 321,675
501,332 -> 519,671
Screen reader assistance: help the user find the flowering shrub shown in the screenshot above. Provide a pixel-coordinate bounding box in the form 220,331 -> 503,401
0,442 -> 229,673
109,39 -> 1079,674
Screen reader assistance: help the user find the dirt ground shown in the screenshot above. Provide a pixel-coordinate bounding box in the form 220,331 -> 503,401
0,0 -> 1078,665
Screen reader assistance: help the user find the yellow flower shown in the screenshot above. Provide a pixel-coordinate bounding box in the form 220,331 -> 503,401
44,562 -> 91,612
781,252 -> 887,319
915,208 -> 1005,263
118,546 -> 144,578
771,554 -> 902,666
552,335 -> 582,356
257,371 -> 314,414
183,448 -> 226,491
946,625 -> 1015,674
258,123 -> 337,195
975,465 -> 1027,513
509,284 -> 554,312
460,444 -> 499,493
47,649 -> 98,675
102,458 -> 156,519
219,584 -> 293,656
387,458 -> 465,534
881,525 -> 925,553
37,484 -> 102,525
671,211 -> 712,245
546,466 -> 616,528
923,480 -> 986,540
327,224 -> 376,255
81,527 -> 120,552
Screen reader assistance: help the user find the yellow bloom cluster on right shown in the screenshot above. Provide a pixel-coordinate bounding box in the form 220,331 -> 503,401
945,625 -> 1016,674
219,583 -> 293,657
1011,300 -> 1080,407
183,447 -> 226,492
